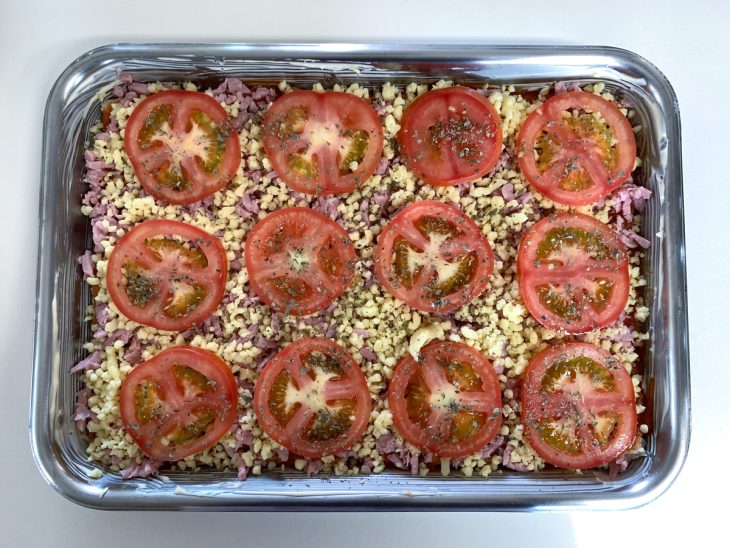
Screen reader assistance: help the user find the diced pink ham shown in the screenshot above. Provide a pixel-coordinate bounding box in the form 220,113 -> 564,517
235,427 -> 254,449
359,347 -> 377,362
375,433 -> 398,453
373,191 -> 390,208
375,157 -> 389,175
121,458 -> 161,479
501,183 -> 515,201
123,336 -> 143,364
128,82 -> 149,95
305,460 -> 323,477
360,457 -> 373,474
70,351 -> 102,374
501,445 -> 529,471
617,227 -> 651,249
237,462 -> 249,481
554,81 -> 582,94
72,388 -> 97,431
77,251 -> 95,278
359,198 -> 371,227
478,435 -> 505,459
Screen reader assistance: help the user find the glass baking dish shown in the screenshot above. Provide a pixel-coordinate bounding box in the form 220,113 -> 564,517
30,43 -> 689,510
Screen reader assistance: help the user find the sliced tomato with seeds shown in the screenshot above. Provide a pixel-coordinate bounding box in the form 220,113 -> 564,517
262,90 -> 384,195
374,201 -> 494,314
120,346 -> 238,461
516,91 -> 636,205
253,338 -> 372,458
124,90 -> 241,204
522,342 -> 637,469
245,207 -> 356,315
518,212 -> 629,334
388,341 -> 501,458
398,86 -> 503,186
107,219 -> 227,331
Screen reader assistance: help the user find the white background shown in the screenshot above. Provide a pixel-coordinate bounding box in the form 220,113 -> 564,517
1,1 -> 727,546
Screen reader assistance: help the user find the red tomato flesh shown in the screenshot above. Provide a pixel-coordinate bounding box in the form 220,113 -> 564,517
124,90 -> 241,205
374,200 -> 494,314
262,90 -> 384,195
398,87 -> 503,186
388,341 -> 502,458
253,338 -> 372,458
106,219 -> 228,331
517,212 -> 629,334
120,346 -> 238,461
244,207 -> 356,316
516,91 -> 636,205
522,342 -> 637,469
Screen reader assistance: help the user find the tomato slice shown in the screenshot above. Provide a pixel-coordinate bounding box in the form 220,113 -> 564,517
398,87 -> 503,186
262,90 -> 384,194
124,90 -> 241,204
518,212 -> 629,334
244,207 -> 356,316
120,346 -> 238,461
107,219 -> 228,331
253,338 -> 372,458
388,341 -> 501,458
374,201 -> 494,314
522,342 -> 637,469
516,91 -> 636,205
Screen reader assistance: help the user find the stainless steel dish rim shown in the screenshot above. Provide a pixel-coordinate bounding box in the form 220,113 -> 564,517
31,42 -> 690,511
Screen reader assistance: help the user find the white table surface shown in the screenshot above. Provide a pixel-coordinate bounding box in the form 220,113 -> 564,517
1,1 -> 727,546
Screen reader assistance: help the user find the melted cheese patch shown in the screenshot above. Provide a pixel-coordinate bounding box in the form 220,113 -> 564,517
428,383 -> 461,411
287,249 -> 311,272
283,370 -> 337,413
592,414 -> 617,445
405,232 -> 462,284
555,371 -> 602,400
546,417 -> 579,442
155,121 -> 212,168
408,322 -> 449,359
301,121 -> 350,162
168,280 -> 199,303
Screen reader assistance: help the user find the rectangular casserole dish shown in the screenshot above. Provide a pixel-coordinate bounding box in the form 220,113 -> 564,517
31,43 -> 689,511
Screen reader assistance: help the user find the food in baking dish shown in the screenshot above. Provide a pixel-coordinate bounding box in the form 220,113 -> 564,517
73,76 -> 650,479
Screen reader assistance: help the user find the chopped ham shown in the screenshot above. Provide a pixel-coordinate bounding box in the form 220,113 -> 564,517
72,388 -> 95,431
305,460 -> 323,477
123,336 -> 143,364
121,458 -> 161,479
70,351 -> 101,374
359,347 -> 377,362
77,251 -> 95,278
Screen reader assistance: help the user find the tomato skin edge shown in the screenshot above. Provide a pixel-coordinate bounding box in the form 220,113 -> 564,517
252,338 -> 372,459
397,86 -> 504,187
515,91 -> 636,206
374,200 -> 494,315
387,340 -> 502,458
124,90 -> 241,205
106,219 -> 228,332
516,211 -> 630,334
119,346 -> 239,462
521,342 -> 637,470
244,207 -> 357,316
261,90 -> 384,195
